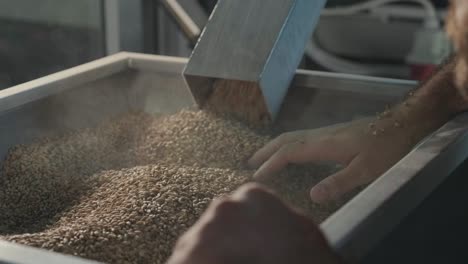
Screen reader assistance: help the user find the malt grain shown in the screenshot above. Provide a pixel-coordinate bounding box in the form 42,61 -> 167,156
0,109 -> 345,264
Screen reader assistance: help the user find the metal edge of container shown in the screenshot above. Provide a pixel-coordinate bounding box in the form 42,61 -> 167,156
128,52 -> 417,95
0,241 -> 100,264
322,113 -> 468,261
2,52 -> 465,263
0,53 -> 127,114
0,51 -> 417,115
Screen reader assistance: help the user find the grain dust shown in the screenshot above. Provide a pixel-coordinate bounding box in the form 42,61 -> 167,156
0,109 -> 344,264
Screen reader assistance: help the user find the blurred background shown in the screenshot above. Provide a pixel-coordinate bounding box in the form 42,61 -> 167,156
0,0 -> 452,90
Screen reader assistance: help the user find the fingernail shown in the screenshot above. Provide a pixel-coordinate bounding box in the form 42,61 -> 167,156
253,168 -> 268,180
310,185 -> 330,204
252,170 -> 261,179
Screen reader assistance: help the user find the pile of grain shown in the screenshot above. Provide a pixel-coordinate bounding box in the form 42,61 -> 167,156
206,79 -> 271,125
0,109 -> 342,264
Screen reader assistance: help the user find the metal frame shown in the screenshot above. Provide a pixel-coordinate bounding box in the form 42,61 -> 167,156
1,52 -> 467,263
103,0 -> 145,55
0,241 -> 100,264
102,0 -> 207,56
322,115 -> 468,261
160,0 -> 202,45
103,0 -> 121,54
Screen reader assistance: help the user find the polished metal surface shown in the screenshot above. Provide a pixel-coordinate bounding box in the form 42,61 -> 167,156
103,0 -> 145,55
160,0 -> 201,45
322,113 -> 468,261
0,241 -> 99,264
0,52 -> 466,263
184,0 -> 326,120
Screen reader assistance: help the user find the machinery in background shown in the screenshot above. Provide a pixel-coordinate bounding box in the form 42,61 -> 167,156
0,0 -> 452,90
0,0 -> 148,90
311,0 -> 452,80
0,0 -> 210,90
0,0 -> 105,89
162,0 -> 452,81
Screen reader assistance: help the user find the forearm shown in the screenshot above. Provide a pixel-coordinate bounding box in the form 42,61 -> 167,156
414,57 -> 468,115
372,58 -> 468,146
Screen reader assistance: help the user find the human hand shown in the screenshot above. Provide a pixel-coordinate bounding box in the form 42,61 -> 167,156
247,0 -> 468,205
249,117 -> 421,204
166,183 -> 341,264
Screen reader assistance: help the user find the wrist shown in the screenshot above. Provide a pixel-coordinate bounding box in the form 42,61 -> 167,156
369,62 -> 464,144
402,58 -> 468,127
419,57 -> 468,114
